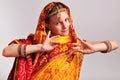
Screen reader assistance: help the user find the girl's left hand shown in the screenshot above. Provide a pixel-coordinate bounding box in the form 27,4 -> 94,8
72,40 -> 96,54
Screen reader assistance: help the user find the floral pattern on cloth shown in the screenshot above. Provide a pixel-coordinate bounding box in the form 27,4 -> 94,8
7,2 -> 84,80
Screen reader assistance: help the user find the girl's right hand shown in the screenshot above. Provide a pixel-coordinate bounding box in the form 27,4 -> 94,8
41,31 -> 60,52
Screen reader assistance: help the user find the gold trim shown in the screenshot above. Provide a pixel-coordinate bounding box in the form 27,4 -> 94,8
48,8 -> 67,17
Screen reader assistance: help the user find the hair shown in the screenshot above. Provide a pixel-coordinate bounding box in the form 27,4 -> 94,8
45,2 -> 69,24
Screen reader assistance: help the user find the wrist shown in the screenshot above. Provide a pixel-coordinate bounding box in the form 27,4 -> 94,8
18,44 -> 27,57
92,42 -> 108,53
37,44 -> 45,52
100,40 -> 112,53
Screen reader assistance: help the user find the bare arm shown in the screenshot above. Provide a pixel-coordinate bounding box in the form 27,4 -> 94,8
2,31 -> 60,57
2,44 -> 43,57
87,40 -> 119,53
72,40 -> 119,54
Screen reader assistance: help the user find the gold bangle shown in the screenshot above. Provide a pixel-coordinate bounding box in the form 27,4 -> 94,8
23,44 -> 27,57
21,44 -> 27,57
18,44 -> 22,57
101,40 -> 112,53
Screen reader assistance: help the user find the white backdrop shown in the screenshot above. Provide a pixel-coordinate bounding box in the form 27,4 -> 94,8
0,0 -> 120,80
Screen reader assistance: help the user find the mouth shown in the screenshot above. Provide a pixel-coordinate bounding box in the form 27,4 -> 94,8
62,29 -> 69,33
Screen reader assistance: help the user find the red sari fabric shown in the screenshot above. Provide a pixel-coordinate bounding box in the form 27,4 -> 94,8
7,39 -> 33,80
7,2 -> 84,80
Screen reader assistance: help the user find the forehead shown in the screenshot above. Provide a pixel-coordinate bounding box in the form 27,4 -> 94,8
49,11 -> 69,22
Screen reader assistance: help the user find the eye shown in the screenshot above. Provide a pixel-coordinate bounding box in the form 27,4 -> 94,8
55,22 -> 61,25
65,18 -> 69,22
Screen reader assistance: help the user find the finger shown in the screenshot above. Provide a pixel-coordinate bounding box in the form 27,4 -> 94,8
81,40 -> 87,44
72,47 -> 79,50
46,30 -> 51,39
72,46 -> 83,51
81,40 -> 91,47
78,49 -> 84,53
51,35 -> 60,39
51,40 -> 60,45
81,40 -> 93,49
52,44 -> 59,48
81,49 -> 94,54
66,49 -> 72,54
72,43 -> 81,46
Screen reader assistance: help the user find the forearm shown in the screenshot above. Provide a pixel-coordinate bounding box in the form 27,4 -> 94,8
91,40 -> 119,53
2,44 -> 43,57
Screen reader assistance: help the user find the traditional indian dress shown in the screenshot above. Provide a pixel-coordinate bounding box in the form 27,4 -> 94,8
8,2 -> 83,80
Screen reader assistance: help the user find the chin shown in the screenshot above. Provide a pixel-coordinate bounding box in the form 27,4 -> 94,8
61,33 -> 69,36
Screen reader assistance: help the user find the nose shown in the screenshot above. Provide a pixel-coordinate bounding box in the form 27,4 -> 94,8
62,22 -> 67,29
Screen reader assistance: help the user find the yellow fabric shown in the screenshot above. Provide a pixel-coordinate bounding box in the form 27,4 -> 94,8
31,36 -> 83,80
32,53 -> 82,80
52,35 -> 72,44
7,2 -> 83,80
30,2 -> 83,80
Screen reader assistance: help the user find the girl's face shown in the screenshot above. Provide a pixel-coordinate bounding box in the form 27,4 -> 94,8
48,11 -> 71,36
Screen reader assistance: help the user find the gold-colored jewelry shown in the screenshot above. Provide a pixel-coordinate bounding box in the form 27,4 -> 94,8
18,44 -> 27,57
18,44 -> 22,57
23,44 -> 27,57
48,8 -> 67,17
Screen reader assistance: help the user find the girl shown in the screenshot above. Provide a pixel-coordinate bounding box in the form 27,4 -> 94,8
2,2 -> 118,80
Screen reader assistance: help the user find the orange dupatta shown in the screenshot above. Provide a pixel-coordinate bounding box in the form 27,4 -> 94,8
31,2 -> 84,80
7,2 -> 84,80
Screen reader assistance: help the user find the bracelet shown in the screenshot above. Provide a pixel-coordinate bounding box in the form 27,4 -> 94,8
101,40 -> 112,53
18,44 -> 22,57
18,44 -> 27,57
21,44 -> 27,57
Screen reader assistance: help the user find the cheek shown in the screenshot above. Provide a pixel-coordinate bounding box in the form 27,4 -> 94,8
68,23 -> 70,28
54,26 -> 61,31
51,25 -> 61,33
67,23 -> 70,29
66,21 -> 71,27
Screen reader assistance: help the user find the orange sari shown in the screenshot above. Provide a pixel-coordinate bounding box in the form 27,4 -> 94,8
8,2 -> 83,80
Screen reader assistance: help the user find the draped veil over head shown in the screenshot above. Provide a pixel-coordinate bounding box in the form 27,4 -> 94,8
34,2 -> 77,44
8,2 -> 83,80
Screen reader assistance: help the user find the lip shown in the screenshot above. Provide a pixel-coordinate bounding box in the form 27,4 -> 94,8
62,29 -> 68,32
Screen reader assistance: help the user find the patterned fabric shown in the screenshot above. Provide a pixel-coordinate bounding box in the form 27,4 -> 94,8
7,2 -> 84,80
31,36 -> 83,80
7,39 -> 33,80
